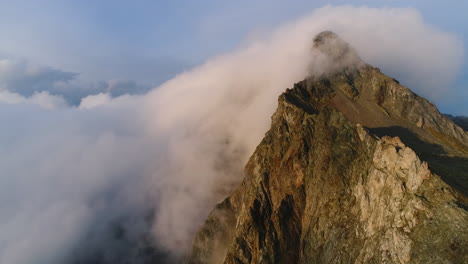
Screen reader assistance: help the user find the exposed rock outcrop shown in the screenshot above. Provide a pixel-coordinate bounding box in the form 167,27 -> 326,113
188,32 -> 468,264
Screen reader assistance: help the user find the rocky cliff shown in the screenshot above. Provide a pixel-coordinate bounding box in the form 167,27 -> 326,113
188,32 -> 468,264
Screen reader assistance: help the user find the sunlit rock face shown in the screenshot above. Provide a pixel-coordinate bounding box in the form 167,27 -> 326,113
188,32 -> 468,264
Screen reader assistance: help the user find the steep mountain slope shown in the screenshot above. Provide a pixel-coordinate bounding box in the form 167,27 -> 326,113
445,115 -> 468,131
188,32 -> 468,264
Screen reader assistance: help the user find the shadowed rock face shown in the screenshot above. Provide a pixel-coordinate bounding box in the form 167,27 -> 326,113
445,115 -> 468,131
188,32 -> 468,264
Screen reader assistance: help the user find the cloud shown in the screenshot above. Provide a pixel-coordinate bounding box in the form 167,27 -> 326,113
0,59 -> 77,96
106,80 -> 150,97
0,90 -> 68,109
0,5 -> 464,264
0,97 -> 162,264
317,6 -> 464,99
79,93 -> 112,109
0,59 -> 153,107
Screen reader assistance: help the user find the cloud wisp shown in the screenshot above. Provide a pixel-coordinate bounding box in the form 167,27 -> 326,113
0,5 -> 464,264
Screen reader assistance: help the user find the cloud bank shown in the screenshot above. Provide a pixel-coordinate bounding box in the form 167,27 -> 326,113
0,6 -> 464,264
0,59 -> 152,108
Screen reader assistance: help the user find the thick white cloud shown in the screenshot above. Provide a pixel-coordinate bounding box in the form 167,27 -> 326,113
0,97 -> 160,264
0,6 -> 464,263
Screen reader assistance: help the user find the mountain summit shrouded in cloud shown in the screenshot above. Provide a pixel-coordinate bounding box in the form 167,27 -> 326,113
189,30 -> 468,264
0,5 -> 466,264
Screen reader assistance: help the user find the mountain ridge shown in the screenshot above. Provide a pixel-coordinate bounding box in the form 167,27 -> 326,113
188,32 -> 468,264
445,114 -> 468,131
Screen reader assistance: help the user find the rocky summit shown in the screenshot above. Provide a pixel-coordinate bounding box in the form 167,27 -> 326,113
188,32 -> 468,264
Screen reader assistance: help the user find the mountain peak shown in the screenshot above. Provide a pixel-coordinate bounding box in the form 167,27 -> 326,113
310,30 -> 365,77
188,34 -> 468,264
312,31 -> 362,70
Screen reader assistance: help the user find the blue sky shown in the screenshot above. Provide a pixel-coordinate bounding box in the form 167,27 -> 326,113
0,0 -> 466,113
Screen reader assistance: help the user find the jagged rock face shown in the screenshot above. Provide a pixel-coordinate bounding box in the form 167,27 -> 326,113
188,32 -> 468,264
